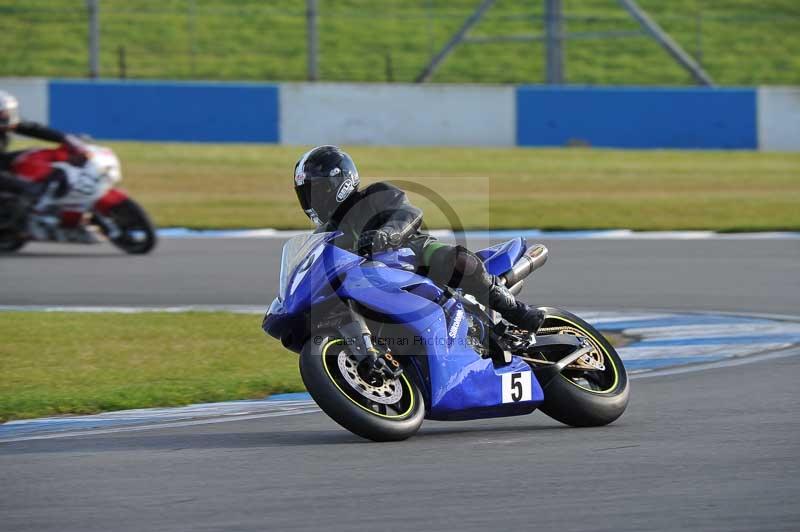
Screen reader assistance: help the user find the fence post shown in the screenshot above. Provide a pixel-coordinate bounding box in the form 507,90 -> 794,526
544,0 -> 564,84
695,10 -> 703,67
188,0 -> 197,76
117,45 -> 126,79
307,0 -> 319,81
87,0 -> 100,78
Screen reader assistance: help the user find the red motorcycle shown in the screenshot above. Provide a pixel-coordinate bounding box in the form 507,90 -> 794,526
0,144 -> 156,254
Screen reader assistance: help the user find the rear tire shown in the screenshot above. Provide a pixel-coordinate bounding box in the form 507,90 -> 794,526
0,235 -> 26,253
536,307 -> 629,427
0,195 -> 28,253
101,199 -> 157,254
300,335 -> 425,442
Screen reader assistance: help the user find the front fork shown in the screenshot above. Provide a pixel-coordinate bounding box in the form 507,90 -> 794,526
337,300 -> 403,380
91,211 -> 122,239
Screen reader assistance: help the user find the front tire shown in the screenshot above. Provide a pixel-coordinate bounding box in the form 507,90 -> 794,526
300,335 -> 425,442
101,199 -> 157,254
536,307 -> 629,427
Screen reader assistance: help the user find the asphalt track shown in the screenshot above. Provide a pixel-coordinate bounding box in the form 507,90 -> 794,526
2,237 -> 799,531
1,237 -> 799,314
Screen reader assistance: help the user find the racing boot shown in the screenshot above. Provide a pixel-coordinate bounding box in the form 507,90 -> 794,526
486,278 -> 545,333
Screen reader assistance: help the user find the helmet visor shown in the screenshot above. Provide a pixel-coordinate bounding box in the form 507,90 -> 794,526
295,177 -> 340,224
0,107 -> 19,129
0,93 -> 19,129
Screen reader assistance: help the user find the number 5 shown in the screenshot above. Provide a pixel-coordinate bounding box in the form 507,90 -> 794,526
502,371 -> 531,403
510,373 -> 523,402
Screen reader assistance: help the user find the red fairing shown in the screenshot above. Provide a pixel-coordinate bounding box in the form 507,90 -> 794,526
11,146 -> 72,182
60,211 -> 84,227
94,188 -> 129,215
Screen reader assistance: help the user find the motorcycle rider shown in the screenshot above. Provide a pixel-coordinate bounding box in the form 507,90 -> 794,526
293,145 -> 545,333
0,90 -> 87,201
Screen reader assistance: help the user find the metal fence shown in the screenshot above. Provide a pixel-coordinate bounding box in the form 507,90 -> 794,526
1,0 -> 799,86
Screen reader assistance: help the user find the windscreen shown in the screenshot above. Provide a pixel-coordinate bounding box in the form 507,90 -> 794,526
278,232 -> 334,301
86,145 -> 122,184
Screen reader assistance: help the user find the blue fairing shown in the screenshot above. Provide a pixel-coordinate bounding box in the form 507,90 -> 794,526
265,234 -> 544,420
477,237 -> 526,276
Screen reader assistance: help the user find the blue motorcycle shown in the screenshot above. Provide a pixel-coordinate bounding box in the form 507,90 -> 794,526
263,232 -> 629,441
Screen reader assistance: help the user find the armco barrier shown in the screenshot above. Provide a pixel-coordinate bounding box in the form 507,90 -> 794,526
49,80 -> 279,143
1,78 -> 797,150
516,86 -> 757,149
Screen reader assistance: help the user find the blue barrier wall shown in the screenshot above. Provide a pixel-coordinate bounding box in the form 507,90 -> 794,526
32,79 -> 767,149
49,80 -> 279,143
516,86 -> 757,149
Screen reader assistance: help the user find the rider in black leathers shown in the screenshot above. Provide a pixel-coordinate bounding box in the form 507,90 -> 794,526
0,90 -> 85,200
293,145 -> 544,333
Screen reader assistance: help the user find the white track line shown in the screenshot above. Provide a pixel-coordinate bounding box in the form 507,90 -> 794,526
0,305 -> 265,314
157,228 -> 800,241
0,407 -> 321,443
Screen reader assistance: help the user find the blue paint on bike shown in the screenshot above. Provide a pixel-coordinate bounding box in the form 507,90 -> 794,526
263,231 -> 544,421
476,237 -> 525,276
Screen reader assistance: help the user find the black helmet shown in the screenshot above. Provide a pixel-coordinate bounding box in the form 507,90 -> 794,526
294,145 -> 359,225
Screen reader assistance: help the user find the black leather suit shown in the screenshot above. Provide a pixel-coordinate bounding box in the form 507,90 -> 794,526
318,181 -> 500,305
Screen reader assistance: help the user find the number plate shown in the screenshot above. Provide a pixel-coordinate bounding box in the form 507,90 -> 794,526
502,371 -> 532,403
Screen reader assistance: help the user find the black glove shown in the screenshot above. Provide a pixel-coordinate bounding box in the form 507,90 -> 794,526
44,169 -> 71,198
357,229 -> 390,257
64,135 -> 89,167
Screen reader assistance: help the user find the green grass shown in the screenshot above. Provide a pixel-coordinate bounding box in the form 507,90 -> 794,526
0,312 -> 303,421
1,0 -> 798,85
71,141 -> 800,232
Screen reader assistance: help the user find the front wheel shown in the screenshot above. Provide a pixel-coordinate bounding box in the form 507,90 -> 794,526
535,307 -> 629,427
99,198 -> 157,254
300,335 -> 425,442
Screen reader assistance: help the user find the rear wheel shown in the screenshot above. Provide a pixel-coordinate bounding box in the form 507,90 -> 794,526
535,307 -> 629,427
300,335 -> 425,441
0,234 -> 26,253
100,199 -> 157,254
0,196 -> 27,253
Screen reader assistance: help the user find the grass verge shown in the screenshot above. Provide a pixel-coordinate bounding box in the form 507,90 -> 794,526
1,311 -> 626,422
76,142 -> 800,232
0,312 -> 302,422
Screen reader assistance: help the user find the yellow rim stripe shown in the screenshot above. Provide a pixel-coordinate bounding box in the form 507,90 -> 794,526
321,339 -> 415,419
552,316 -> 620,394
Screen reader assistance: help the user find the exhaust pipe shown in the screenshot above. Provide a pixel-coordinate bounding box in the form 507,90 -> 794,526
508,280 -> 524,296
500,244 -> 548,287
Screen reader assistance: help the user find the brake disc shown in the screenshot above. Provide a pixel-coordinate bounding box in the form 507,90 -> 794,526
337,350 -> 403,405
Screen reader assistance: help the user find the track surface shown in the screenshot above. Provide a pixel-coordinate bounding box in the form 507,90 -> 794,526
2,356 -> 798,532
2,237 -> 799,531
1,237 -> 799,314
